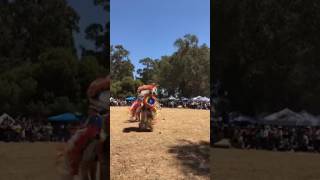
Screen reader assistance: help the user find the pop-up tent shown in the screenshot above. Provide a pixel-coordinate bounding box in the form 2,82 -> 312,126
192,96 -> 202,101
297,111 -> 320,126
262,108 -> 302,126
168,96 -> 177,101
0,113 -> 15,125
48,113 -> 80,122
180,97 -> 189,101
199,97 -> 210,102
262,108 -> 320,126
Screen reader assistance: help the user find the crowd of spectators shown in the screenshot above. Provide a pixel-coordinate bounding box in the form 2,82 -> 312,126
0,116 -> 75,142
214,123 -> 320,153
110,98 -> 210,110
110,98 -> 127,106
160,100 -> 210,109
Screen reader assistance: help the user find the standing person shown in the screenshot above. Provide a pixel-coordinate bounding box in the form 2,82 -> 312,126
302,130 -> 309,151
262,126 -> 269,150
0,121 -> 5,141
57,76 -> 109,180
278,127 -> 283,150
47,123 -> 53,141
21,126 -> 26,142
129,83 -> 158,121
14,122 -> 22,142
255,127 -> 263,149
283,128 -> 290,151
25,122 -> 31,142
86,76 -> 109,180
314,127 -> 320,152
61,124 -> 67,142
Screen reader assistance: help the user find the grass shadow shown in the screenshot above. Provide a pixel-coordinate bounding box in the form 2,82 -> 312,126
122,127 -> 152,133
168,139 -> 210,177
124,119 -> 139,123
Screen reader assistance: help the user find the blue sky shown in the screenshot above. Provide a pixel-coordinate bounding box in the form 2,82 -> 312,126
111,0 -> 210,76
67,0 -> 107,57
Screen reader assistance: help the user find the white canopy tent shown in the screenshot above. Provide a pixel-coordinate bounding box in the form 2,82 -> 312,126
192,96 -> 202,101
199,97 -> 210,102
168,96 -> 177,101
180,97 -> 189,101
231,115 -> 256,123
0,113 -> 15,125
263,108 -> 320,126
297,111 -> 320,126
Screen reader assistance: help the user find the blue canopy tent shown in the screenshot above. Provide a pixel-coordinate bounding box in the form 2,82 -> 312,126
48,113 -> 80,122
125,96 -> 136,101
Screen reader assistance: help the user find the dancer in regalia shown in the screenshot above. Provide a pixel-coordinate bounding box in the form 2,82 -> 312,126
57,76 -> 109,180
129,83 -> 158,122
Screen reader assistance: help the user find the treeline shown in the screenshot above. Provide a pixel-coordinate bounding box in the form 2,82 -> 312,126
214,0 -> 320,115
0,0 -> 109,117
111,34 -> 210,98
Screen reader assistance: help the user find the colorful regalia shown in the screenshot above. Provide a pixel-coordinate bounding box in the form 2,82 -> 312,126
57,76 -> 109,180
129,84 -> 158,120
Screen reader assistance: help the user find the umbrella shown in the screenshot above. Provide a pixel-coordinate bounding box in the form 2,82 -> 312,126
48,113 -> 80,122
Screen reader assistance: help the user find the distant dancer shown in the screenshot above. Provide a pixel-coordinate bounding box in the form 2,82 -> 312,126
129,83 -> 157,121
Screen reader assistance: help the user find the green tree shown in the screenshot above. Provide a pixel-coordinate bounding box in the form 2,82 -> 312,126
136,57 -> 158,84
154,34 -> 210,97
214,0 -> 320,115
110,45 -> 134,81
35,48 -> 79,99
0,0 -> 79,70
81,0 -> 109,71
78,55 -> 107,97
111,34 -> 209,99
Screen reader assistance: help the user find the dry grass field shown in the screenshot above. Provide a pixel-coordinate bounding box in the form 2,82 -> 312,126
110,107 -> 210,180
211,148 -> 320,180
0,142 -> 60,180
0,107 -> 210,180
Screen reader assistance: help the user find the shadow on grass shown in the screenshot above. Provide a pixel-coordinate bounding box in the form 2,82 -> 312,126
124,119 -> 139,123
122,127 -> 152,133
168,139 -> 210,177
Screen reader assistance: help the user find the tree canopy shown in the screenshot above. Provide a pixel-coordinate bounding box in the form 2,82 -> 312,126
214,0 -> 320,115
0,0 -> 108,117
111,34 -> 210,99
